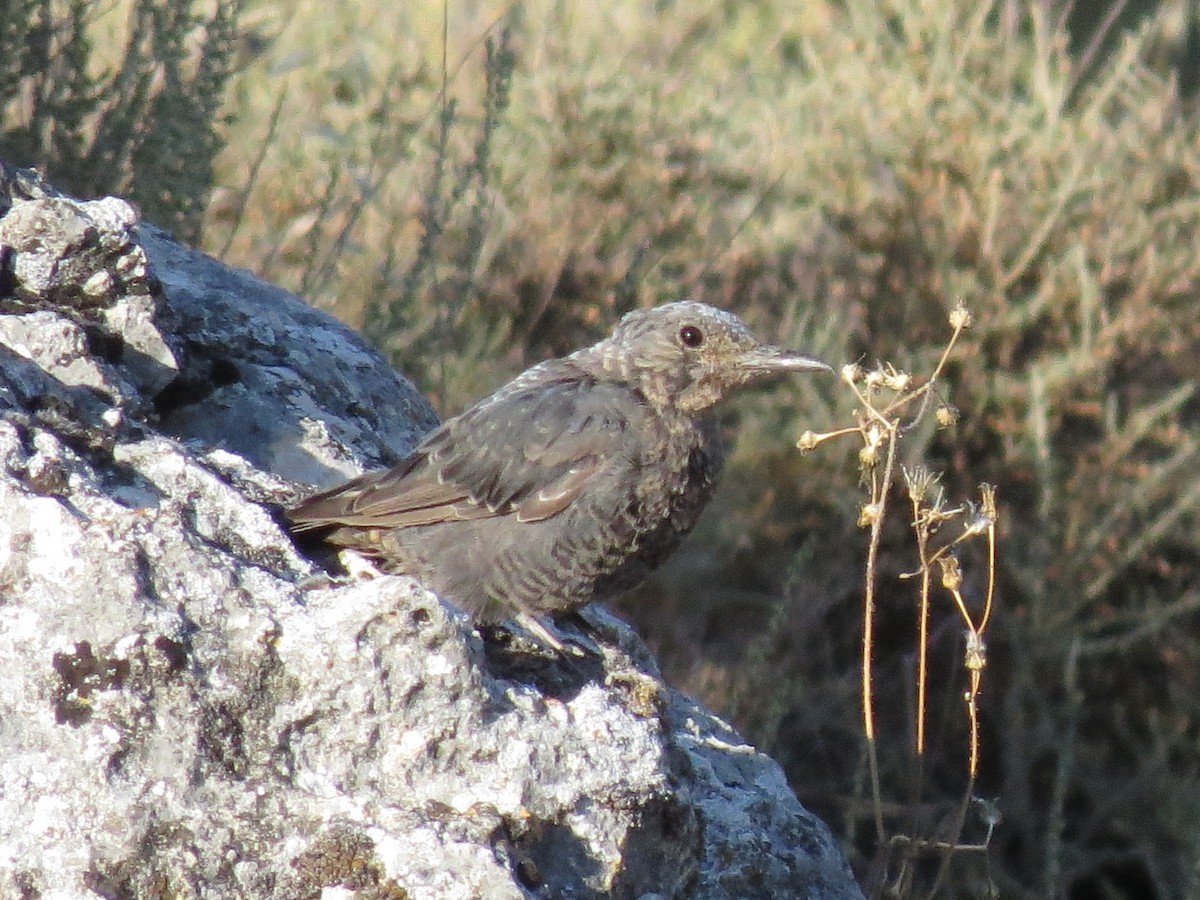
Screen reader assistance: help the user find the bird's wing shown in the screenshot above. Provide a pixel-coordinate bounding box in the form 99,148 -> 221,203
289,372 -> 641,530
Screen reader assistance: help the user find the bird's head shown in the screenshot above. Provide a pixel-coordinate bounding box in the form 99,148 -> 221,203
590,301 -> 830,413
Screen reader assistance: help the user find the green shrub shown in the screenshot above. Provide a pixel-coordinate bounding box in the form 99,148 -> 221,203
0,0 -> 243,240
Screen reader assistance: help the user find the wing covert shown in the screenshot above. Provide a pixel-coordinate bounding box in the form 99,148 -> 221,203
289,369 -> 644,529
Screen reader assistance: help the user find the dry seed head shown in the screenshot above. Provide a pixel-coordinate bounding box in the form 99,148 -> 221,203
841,362 -> 863,385
973,797 -> 1002,830
938,555 -> 963,590
963,509 -> 993,537
864,368 -> 885,390
964,630 -> 987,671
949,303 -> 973,330
935,404 -> 959,427
858,423 -> 885,467
980,482 -> 997,518
858,502 -> 882,528
796,430 -> 820,452
882,365 -> 911,392
903,465 -> 936,503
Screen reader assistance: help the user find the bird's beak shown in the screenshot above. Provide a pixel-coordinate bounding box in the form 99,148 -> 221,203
737,345 -> 832,377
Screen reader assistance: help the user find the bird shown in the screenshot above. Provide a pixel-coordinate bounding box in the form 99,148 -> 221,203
288,300 -> 830,652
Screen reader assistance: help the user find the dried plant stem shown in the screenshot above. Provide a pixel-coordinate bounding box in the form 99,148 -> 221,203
913,501 -> 932,758
806,304 -> 998,893
862,419 -> 901,844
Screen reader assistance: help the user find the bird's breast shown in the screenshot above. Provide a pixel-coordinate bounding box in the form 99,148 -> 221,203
625,412 -> 724,535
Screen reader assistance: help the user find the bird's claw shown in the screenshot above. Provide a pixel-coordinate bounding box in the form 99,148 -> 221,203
512,613 -> 602,657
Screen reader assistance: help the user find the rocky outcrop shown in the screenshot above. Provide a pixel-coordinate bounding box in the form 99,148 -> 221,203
0,162 -> 863,900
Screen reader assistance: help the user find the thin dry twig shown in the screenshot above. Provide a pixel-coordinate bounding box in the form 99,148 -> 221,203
800,303 -> 999,895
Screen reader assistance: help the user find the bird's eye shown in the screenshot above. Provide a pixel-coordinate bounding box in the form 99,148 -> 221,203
679,325 -> 704,348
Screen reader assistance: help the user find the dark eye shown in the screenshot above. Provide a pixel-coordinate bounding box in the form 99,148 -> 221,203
679,325 -> 704,348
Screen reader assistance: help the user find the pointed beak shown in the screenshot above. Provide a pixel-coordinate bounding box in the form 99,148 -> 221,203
737,344 -> 832,377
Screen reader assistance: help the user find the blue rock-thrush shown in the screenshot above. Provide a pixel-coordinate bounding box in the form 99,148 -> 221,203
289,301 -> 829,651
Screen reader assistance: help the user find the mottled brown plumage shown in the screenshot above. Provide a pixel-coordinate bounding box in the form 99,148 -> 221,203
289,301 -> 828,650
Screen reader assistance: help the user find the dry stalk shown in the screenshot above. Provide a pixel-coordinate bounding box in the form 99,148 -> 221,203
799,303 -> 1000,895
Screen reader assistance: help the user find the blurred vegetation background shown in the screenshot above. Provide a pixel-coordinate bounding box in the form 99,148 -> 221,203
4,0 -> 1200,896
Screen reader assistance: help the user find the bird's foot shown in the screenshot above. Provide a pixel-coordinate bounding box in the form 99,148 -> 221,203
338,549 -> 385,580
509,613 -> 603,658
294,549 -> 384,591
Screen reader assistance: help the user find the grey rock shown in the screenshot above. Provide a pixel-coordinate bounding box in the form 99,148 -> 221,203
0,161 -> 863,899
0,194 -> 147,308
0,163 -> 439,488
139,220 -> 439,486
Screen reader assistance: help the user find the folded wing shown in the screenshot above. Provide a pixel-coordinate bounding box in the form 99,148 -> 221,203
288,371 -> 639,531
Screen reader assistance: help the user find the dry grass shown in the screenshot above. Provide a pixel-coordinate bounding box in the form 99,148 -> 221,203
6,0 -> 1200,896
